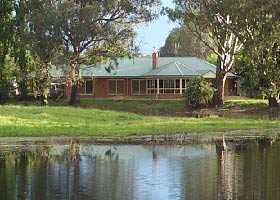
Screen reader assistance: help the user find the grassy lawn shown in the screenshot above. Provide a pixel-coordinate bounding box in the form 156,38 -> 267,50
8,98 -> 186,116
7,96 -> 269,116
0,97 -> 279,137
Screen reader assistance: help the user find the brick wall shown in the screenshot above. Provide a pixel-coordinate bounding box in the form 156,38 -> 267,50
64,77 -> 236,99
94,78 -> 109,97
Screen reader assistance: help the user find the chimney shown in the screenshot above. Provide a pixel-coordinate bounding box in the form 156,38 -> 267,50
152,51 -> 158,70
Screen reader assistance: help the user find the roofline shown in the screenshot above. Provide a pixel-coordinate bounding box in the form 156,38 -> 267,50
51,74 -> 238,78
95,75 -> 210,79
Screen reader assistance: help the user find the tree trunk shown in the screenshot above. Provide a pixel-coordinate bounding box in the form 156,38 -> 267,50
40,86 -> 48,106
40,94 -> 48,106
69,51 -> 80,105
19,80 -> 28,100
0,82 -> 9,105
268,97 -> 278,108
70,81 -> 79,105
214,71 -> 226,106
268,97 -> 279,120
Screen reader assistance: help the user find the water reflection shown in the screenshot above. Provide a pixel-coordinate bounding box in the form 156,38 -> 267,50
0,142 -> 280,199
216,140 -> 280,200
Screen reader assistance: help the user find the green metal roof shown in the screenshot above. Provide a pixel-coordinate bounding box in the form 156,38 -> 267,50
143,61 -> 202,77
51,57 -> 237,78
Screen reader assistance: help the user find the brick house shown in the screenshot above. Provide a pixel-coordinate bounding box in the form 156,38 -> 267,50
52,53 -> 238,99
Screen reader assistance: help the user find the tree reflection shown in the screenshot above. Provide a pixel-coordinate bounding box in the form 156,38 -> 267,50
216,140 -> 280,200
1,142 -> 280,199
217,150 -> 243,200
0,143 -> 133,200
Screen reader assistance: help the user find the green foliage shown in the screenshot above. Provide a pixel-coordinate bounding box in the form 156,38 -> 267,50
14,0 -> 36,98
55,0 -> 160,65
0,55 -> 16,103
207,54 -> 218,65
52,0 -> 160,104
165,0 -> 280,106
160,26 -> 211,59
164,0 -> 245,105
0,0 -> 16,103
235,1 -> 280,104
185,77 -> 216,108
0,0 -> 161,104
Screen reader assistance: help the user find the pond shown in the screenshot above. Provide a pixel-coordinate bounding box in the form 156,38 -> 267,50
1,140 -> 280,200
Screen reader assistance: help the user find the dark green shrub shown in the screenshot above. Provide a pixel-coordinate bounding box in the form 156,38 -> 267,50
185,77 -> 216,108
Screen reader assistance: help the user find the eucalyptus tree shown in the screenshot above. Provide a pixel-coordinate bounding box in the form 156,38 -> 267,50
166,0 -> 280,107
160,26 -> 211,59
56,0 -> 161,105
0,0 -> 16,104
165,0 -> 245,105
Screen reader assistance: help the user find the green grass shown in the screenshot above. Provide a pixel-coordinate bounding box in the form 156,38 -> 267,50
224,98 -> 268,110
0,100 -> 279,137
8,98 -> 186,116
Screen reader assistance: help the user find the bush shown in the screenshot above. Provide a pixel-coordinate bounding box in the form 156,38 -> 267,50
185,77 -> 216,108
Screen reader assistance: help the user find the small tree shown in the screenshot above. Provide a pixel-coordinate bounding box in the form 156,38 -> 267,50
185,77 -> 216,109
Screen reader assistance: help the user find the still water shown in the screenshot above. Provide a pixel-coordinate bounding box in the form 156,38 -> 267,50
0,141 -> 280,200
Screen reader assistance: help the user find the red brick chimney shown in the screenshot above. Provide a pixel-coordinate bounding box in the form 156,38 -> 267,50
152,52 -> 158,69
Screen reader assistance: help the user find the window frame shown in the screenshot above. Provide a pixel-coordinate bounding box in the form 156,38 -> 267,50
147,79 -> 157,94
108,79 -> 125,95
79,79 -> 94,95
159,79 -> 180,94
182,79 -> 190,93
131,79 -> 147,95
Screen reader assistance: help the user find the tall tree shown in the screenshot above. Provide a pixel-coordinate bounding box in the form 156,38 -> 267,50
0,0 -> 16,104
56,0 -> 160,104
235,0 -> 280,109
165,0 -> 244,105
27,0 -> 61,105
14,0 -> 36,100
160,26 -> 211,59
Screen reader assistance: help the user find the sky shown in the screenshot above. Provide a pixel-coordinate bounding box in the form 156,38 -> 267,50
134,0 -> 178,55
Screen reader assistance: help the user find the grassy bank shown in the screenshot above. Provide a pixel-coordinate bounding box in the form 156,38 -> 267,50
0,98 -> 279,137
7,97 -> 268,116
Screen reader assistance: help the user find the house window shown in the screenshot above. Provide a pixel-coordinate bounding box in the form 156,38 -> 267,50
108,79 -> 125,95
159,79 -> 180,94
147,79 -> 157,94
132,79 -> 146,95
182,79 -> 190,93
79,80 -> 93,94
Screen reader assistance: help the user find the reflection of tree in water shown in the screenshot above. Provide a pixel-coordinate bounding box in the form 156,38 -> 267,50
105,146 -> 119,161
0,144 -> 75,200
0,146 -> 51,200
216,139 -> 280,200
217,150 -> 242,200
69,139 -> 80,163
216,139 -> 246,200
0,143 -> 135,200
